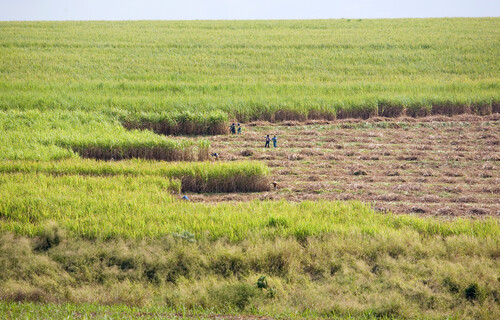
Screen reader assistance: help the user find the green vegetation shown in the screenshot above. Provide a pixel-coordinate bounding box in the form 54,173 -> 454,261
1,18 -> 499,122
0,159 -> 270,193
1,302 -> 283,320
0,110 -> 210,161
0,200 -> 498,318
0,302 -> 415,320
122,110 -> 229,135
0,168 -> 496,240
0,157 -> 498,319
1,18 -> 499,319
0,169 -> 498,317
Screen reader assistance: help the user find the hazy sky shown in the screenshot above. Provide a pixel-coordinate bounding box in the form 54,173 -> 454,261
1,0 -> 499,21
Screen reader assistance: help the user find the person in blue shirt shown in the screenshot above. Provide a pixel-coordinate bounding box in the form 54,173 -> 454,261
272,135 -> 277,148
237,123 -> 242,134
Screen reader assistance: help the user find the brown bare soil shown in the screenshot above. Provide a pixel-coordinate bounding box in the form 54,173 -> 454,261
191,114 -> 500,217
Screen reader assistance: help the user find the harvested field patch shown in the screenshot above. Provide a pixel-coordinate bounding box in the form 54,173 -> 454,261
203,116 -> 500,216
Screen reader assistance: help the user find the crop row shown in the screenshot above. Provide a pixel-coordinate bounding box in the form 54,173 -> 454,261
0,18 -> 498,123
0,159 -> 270,193
121,110 -> 229,135
0,110 -> 212,161
0,171 -> 496,240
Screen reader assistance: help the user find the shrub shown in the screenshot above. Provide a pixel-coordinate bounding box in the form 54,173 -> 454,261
211,253 -> 247,278
465,283 -> 481,301
33,221 -> 64,252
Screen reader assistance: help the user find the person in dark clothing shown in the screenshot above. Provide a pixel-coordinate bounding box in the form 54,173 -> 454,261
237,123 -> 241,134
265,135 -> 270,148
230,123 -> 236,134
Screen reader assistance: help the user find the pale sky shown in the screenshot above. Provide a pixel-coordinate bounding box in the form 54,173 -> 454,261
1,0 -> 499,21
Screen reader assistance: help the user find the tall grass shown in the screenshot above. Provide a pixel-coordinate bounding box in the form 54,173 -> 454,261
0,210 -> 498,318
0,110 -> 210,161
0,19 -> 498,121
0,172 -> 496,240
121,110 -> 229,135
0,159 -> 270,193
0,164 -> 498,318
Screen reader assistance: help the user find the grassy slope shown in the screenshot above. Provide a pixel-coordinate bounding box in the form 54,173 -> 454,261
0,201 -> 498,318
0,18 -> 499,118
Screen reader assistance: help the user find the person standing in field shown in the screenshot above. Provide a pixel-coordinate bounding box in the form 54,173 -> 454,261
272,135 -> 277,148
230,123 -> 236,134
237,123 -> 242,134
264,135 -> 271,148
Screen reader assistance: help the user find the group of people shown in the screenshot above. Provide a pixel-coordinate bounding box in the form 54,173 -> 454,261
229,123 -> 241,134
265,135 -> 277,148
228,122 -> 278,148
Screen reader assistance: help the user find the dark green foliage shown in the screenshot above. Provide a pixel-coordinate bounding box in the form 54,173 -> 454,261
294,227 -> 312,244
256,276 -> 276,299
211,253 -> 247,278
262,251 -> 290,276
108,256 -> 136,271
165,250 -> 202,284
353,170 -> 367,176
465,283 -> 481,301
372,301 -> 402,318
329,263 -> 342,276
256,276 -> 268,289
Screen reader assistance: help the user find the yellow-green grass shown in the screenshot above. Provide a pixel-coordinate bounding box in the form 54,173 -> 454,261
0,110 -> 210,161
0,159 -> 270,193
121,110 -> 229,135
0,171 -> 496,240
0,171 -> 498,318
0,204 -> 498,318
0,303 -> 297,320
0,18 -> 499,121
